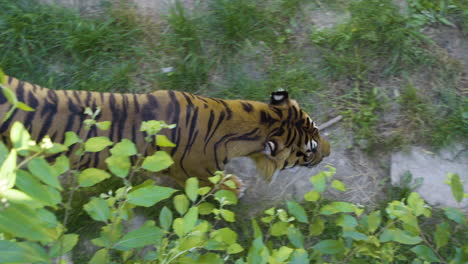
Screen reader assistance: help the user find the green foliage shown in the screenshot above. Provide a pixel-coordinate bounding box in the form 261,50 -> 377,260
0,0 -> 142,92
311,0 -> 432,79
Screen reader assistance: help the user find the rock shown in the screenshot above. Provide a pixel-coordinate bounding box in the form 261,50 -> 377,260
391,146 -> 468,211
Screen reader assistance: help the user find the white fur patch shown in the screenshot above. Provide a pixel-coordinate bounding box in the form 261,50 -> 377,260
311,140 -> 318,149
273,94 -> 284,101
264,141 -> 276,155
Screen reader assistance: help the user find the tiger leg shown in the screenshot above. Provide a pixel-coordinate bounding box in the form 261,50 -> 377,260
169,166 -> 245,197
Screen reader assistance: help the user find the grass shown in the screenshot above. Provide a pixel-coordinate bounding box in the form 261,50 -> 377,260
0,0 -> 143,92
311,0 -> 434,80
0,0 -> 466,149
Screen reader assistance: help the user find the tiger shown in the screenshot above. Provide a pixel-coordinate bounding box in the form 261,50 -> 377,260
0,76 -> 330,194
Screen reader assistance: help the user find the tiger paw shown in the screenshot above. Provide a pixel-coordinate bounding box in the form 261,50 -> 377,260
222,174 -> 245,198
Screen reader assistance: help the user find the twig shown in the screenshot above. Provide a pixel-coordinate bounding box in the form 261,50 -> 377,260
318,115 -> 343,130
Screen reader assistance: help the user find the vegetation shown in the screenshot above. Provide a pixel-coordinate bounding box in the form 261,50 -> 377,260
0,106 -> 466,262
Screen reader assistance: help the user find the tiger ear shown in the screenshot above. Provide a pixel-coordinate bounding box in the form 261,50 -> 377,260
270,89 -> 289,106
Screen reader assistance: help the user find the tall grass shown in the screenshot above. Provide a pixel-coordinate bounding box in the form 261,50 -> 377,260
0,0 -> 142,92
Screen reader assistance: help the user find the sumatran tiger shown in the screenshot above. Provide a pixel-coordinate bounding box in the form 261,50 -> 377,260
0,76 -> 330,195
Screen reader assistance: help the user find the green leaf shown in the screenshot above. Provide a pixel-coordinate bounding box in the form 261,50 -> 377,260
113,221 -> 164,251
198,202 -> 215,215
84,197 -> 110,222
214,190 -> 238,205
434,221 -> 449,250
211,227 -> 238,245
443,207 -> 465,224
272,246 -> 293,262
331,179 -> 346,191
0,204 -> 60,243
271,221 -> 289,237
320,201 -> 357,215
159,206 -> 173,231
183,207 -> 199,234
91,223 -> 123,248
96,121 -> 111,131
0,241 -> 48,263
53,155 -> 70,175
410,245 -> 440,262
15,170 -> 61,207
336,214 -> 358,229
312,239 -> 345,254
64,131 -> 81,147
0,69 -> 5,83
309,217 -> 325,236
156,135 -> 176,147
208,175 -> 221,184
227,243 -> 244,254
16,101 -> 34,111
343,231 -> 368,241
10,122 -> 31,149
310,172 -> 327,192
0,142 -> 8,164
0,149 -> 16,191
109,139 -> 137,156
128,185 -> 177,207
49,233 -> 79,258
185,177 -> 199,202
105,155 -> 131,178
448,173 -> 464,203
287,227 -> 304,248
198,186 -> 211,196
379,228 -> 422,245
142,151 -> 174,172
367,210 -> 381,233
173,218 -> 184,237
247,237 -> 269,264
27,157 -> 62,190
89,248 -> 109,264
252,219 -> 263,239
220,209 -> 235,222
1,85 -> 16,104
1,189 -> 43,209
174,194 -> 190,215
287,201 -> 308,223
84,136 -> 113,152
290,248 -> 309,264
407,192 -> 428,216
78,168 -> 111,187
304,190 -> 320,202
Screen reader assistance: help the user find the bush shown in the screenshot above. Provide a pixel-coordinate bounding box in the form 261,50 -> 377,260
0,77 -> 467,263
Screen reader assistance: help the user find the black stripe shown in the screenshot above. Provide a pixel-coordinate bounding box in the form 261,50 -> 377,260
271,106 -> 283,118
0,87 -> 7,104
203,111 -> 225,153
23,90 -> 39,131
224,128 -> 261,146
16,81 -> 25,103
241,102 -> 253,113
213,133 -> 237,170
133,94 -> 140,113
109,94 -> 118,141
220,100 -> 232,120
204,110 -> 215,141
0,109 -> 17,133
38,90 -> 58,140
117,94 -> 128,141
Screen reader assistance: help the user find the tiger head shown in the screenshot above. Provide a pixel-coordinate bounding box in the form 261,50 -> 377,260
262,90 -> 330,174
